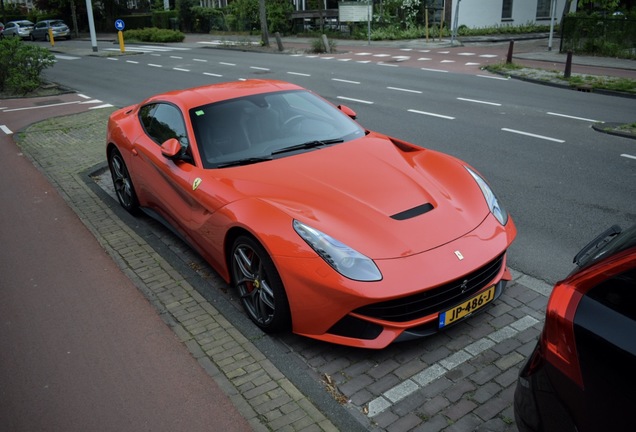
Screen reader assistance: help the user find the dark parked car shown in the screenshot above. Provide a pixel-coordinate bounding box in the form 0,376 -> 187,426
2,20 -> 34,39
30,19 -> 70,41
514,224 -> 636,432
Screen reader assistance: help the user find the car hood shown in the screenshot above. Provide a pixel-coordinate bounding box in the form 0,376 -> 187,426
219,134 -> 491,259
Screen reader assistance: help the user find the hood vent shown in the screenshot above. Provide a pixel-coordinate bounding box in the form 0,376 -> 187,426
391,203 -> 434,221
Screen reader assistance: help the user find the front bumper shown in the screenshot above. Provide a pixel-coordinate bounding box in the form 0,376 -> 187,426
277,214 -> 516,348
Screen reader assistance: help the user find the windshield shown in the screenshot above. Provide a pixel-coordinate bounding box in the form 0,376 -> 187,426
189,90 -> 365,168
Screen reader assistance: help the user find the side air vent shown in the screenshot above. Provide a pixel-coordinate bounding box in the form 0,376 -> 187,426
391,203 -> 434,221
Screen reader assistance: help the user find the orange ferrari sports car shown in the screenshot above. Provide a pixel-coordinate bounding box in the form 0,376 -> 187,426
106,80 -> 516,349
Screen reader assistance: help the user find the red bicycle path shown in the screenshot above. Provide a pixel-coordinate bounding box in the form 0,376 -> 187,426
0,98 -> 252,431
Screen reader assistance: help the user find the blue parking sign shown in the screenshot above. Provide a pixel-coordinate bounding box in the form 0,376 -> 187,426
115,19 -> 125,31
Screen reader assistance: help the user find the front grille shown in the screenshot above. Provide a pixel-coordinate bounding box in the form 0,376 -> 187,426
354,253 -> 505,322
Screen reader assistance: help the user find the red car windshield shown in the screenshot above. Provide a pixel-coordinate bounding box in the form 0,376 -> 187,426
190,90 -> 365,169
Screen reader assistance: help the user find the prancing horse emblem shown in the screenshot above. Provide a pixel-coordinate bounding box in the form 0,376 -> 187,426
454,250 -> 464,260
459,279 -> 469,293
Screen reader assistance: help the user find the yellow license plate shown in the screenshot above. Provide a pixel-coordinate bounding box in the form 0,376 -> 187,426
439,286 -> 495,328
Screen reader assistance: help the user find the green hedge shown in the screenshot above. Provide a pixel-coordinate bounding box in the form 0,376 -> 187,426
0,38 -> 55,95
123,28 -> 185,43
561,13 -> 636,58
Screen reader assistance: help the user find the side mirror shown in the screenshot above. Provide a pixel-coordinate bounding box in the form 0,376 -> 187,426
161,138 -> 183,160
338,104 -> 357,120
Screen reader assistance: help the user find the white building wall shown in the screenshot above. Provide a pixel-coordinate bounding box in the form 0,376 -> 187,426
452,0 -> 576,29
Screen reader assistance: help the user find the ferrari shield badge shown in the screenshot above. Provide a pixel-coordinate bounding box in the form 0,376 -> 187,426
454,250 -> 464,261
192,177 -> 202,191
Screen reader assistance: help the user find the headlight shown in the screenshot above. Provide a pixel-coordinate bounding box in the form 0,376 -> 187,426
465,167 -> 508,226
293,220 -> 382,281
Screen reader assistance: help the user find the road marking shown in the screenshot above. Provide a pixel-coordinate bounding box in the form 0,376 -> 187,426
356,60 -> 371,64
173,67 -> 190,72
80,99 -> 103,104
77,94 -> 91,99
336,96 -> 374,104
337,58 -> 352,62
193,58 -> 207,62
457,52 -> 476,56
148,63 -> 163,68
3,101 -> 81,112
388,87 -> 422,94
250,66 -> 270,71
378,63 -> 399,67
219,62 -> 236,66
1,125 -> 13,135
408,109 -> 455,120
373,54 -> 391,57
465,62 -> 481,66
547,112 -> 601,123
321,57 -> 334,60
107,58 -> 118,61
355,52 -> 372,56
170,55 -> 183,59
332,78 -> 360,84
502,128 -> 565,143
367,314 -> 540,417
440,59 -> 456,63
479,54 -> 498,58
621,154 -> 636,160
89,104 -> 113,110
287,71 -> 311,77
203,72 -> 223,77
437,51 -> 450,54
417,57 -> 432,61
54,55 -> 81,60
392,56 -> 410,61
477,74 -> 508,80
421,67 -> 448,73
457,97 -> 502,106
126,60 -> 139,64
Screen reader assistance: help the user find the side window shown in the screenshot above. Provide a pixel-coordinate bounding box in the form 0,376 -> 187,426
139,103 -> 189,147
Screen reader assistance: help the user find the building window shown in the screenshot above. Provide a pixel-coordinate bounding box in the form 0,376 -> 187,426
536,0 -> 551,19
502,0 -> 513,20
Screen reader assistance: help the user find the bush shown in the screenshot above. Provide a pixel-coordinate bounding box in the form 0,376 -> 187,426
123,28 -> 186,43
0,37 -> 55,95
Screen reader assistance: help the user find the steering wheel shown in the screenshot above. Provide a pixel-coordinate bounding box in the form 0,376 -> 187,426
282,115 -> 304,130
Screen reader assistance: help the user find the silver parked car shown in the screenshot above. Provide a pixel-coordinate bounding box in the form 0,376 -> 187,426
2,20 -> 35,39
30,19 -> 71,41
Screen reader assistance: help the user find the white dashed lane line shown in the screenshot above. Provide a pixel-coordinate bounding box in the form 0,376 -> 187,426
387,87 -> 422,94
408,109 -> 455,120
547,112 -> 601,123
287,72 -> 311,77
502,128 -> 565,143
1,125 -> 13,135
457,97 -> 502,106
621,154 -> 636,160
332,78 -> 360,84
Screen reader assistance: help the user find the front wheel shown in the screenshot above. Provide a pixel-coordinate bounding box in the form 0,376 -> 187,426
108,148 -> 139,214
30,33 -> 35,41
231,236 -> 291,333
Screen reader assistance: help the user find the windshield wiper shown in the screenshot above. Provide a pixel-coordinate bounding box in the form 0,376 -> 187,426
216,156 -> 273,168
272,139 -> 344,155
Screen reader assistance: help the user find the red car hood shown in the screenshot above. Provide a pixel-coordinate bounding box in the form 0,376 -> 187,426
221,134 -> 491,259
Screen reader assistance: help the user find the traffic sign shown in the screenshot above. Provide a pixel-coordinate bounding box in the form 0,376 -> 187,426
115,19 -> 125,31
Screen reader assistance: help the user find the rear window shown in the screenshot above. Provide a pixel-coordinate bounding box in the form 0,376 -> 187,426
576,224 -> 636,269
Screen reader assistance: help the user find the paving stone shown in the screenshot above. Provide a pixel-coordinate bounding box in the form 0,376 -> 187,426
474,395 -> 509,421
444,380 -> 476,403
443,398 -> 478,422
471,381 -> 502,404
386,413 -> 423,432
419,395 -> 450,417
412,414 -> 448,432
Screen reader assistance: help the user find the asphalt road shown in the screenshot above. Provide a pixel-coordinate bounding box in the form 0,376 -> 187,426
41,40 -> 636,284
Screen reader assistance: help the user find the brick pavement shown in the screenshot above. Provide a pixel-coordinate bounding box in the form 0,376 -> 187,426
14,105 -> 553,431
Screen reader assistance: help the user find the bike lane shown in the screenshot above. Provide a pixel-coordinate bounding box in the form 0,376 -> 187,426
0,97 -> 253,432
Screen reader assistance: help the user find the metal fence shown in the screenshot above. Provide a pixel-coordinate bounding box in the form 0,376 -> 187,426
560,15 -> 636,58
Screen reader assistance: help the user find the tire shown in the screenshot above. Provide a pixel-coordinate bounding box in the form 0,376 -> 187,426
30,33 -> 35,41
231,235 -> 291,333
45,33 -> 50,42
108,148 -> 140,214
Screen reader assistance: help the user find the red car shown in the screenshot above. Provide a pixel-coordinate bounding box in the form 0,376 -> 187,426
106,80 -> 516,349
514,224 -> 636,431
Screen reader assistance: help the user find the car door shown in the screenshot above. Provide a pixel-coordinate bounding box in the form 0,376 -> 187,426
132,102 -> 199,236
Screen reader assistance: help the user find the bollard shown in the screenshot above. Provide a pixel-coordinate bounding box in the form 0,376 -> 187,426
275,32 -> 284,52
564,51 -> 573,79
506,40 -> 514,64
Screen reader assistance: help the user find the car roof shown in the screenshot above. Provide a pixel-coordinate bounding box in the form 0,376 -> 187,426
145,80 -> 304,109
